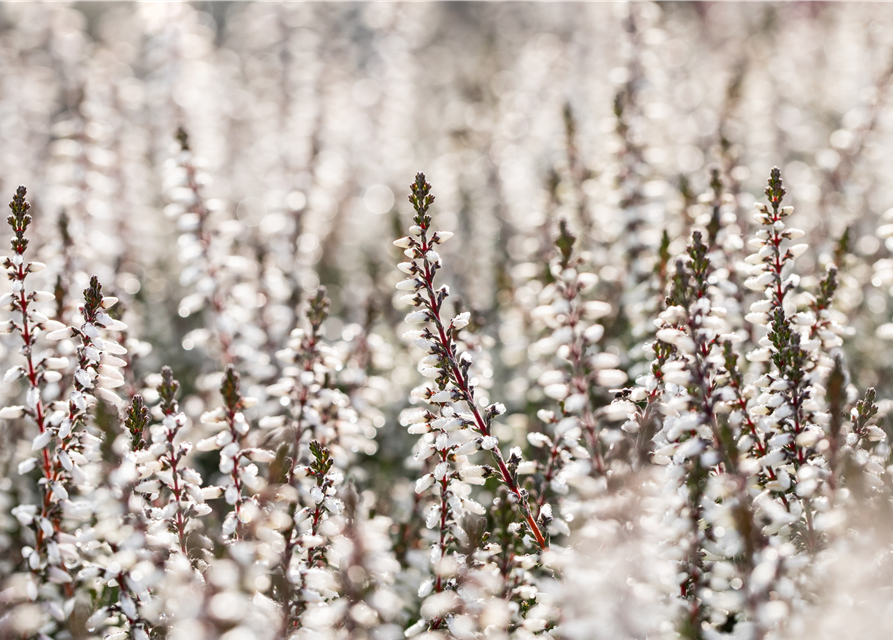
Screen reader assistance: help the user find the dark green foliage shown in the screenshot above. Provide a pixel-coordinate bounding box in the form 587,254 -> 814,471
158,366 -> 181,416
220,364 -> 241,412
124,395 -> 150,451
7,186 -> 30,255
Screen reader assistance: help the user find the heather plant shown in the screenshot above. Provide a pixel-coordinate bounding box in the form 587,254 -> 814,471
4,3 -> 893,640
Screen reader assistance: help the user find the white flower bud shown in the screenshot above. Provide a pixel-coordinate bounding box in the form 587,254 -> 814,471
451,312 -> 470,330
583,301 -> 612,319
18,457 -> 37,474
396,278 -> 421,291
405,310 -> 429,323
44,357 -> 69,370
31,429 -> 52,451
415,474 -> 435,493
746,348 -> 772,363
103,341 -> 128,355
96,313 -> 127,331
583,324 -> 605,343
96,388 -> 124,405
248,449 -> 275,462
429,390 -> 454,403
745,312 -> 769,325
45,328 -> 72,341
51,482 -> 69,501
201,486 -> 222,500
454,439 -> 480,456
96,376 -> 124,389
415,444 -> 436,461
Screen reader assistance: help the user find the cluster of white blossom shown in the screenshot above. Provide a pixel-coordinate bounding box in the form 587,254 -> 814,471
4,3 -> 893,640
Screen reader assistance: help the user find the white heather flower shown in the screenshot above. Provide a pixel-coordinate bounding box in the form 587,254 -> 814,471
396,278 -> 421,291
746,348 -> 772,363
655,328 -> 684,344
96,388 -> 124,405
583,301 -> 612,319
454,440 -> 479,456
544,383 -> 569,400
788,243 -> 808,259
415,475 -> 435,493
451,312 -> 470,329
745,312 -> 769,324
596,369 -> 629,388
429,390 -> 454,403
583,323 -> 605,342
31,429 -> 52,451
96,376 -> 124,389
415,444 -> 437,461
51,482 -> 69,501
481,436 -> 498,450
45,328 -> 72,340
41,319 -> 65,331
0,405 -> 25,419
405,310 -> 429,323
459,465 -> 487,479
18,457 -> 37,474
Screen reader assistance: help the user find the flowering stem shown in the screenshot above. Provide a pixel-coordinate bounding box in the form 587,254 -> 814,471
411,187 -> 546,551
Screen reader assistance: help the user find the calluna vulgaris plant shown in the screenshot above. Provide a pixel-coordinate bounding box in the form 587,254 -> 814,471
6,4 -> 893,640
0,154 -> 892,640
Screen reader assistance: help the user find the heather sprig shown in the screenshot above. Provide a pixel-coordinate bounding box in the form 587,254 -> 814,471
738,169 -> 836,551
4,185 -> 127,618
2,186 -> 76,625
196,365 -> 268,540
332,487 -> 401,636
525,218 -> 628,542
167,127 -> 237,366
145,366 -> 211,559
528,219 -> 621,479
396,173 -> 551,635
84,397 -> 160,640
18,272 -> 127,634
279,439 -> 346,634
267,286 -> 371,466
266,290 -> 379,635
396,173 -> 547,553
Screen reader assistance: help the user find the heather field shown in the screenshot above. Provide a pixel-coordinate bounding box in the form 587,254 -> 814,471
2,3 -> 893,639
